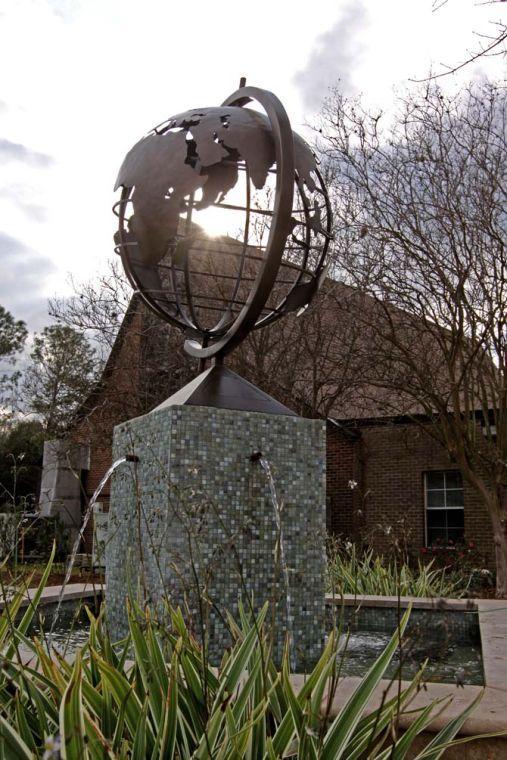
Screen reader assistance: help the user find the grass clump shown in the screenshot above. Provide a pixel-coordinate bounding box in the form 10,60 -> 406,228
327,543 -> 472,598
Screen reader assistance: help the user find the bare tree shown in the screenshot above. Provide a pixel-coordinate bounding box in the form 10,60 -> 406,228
49,259 -> 132,363
318,80 -> 507,596
230,284 -> 370,419
49,259 -> 198,443
418,0 -> 507,81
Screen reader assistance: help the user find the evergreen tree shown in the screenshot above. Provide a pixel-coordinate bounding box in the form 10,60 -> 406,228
0,305 -> 27,361
22,325 -> 98,436
0,305 -> 27,427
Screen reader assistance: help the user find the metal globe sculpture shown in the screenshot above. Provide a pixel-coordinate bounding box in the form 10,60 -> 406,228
114,83 -> 332,361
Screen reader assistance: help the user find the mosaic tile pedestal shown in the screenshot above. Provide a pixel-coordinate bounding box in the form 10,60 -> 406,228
106,402 -> 326,667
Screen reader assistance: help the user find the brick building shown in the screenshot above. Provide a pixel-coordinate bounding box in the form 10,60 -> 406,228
41,291 -> 494,567
326,418 -> 493,563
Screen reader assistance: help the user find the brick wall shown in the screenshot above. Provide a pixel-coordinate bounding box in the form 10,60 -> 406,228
326,420 -> 494,568
325,423 -> 361,539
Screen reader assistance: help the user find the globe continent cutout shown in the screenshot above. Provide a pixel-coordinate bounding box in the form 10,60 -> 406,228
114,106 -> 319,266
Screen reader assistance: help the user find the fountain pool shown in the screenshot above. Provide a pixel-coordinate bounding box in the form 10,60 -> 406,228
23,597 -> 484,687
332,602 -> 484,685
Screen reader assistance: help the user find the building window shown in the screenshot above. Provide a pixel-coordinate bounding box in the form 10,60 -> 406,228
425,470 -> 464,545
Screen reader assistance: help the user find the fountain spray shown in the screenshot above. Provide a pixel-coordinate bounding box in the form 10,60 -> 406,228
47,455 -> 137,649
251,451 -> 295,670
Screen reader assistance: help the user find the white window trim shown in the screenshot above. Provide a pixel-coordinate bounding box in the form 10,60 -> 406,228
424,471 -> 465,546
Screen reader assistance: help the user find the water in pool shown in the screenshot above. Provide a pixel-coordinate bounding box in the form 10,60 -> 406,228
24,600 -> 484,686
334,605 -> 484,685
26,599 -> 96,654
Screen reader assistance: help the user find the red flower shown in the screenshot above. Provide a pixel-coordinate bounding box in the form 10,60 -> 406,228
468,541 -> 475,549
420,547 -> 428,554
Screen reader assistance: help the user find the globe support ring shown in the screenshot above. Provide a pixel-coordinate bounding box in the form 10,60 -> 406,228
183,85 -> 295,360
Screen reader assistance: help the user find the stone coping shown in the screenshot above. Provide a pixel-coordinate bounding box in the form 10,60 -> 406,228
0,583 -> 104,610
321,594 -> 507,736
326,592 -> 478,611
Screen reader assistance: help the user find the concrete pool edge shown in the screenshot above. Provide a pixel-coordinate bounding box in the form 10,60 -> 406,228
0,582 -> 104,610
326,592 -> 479,612
323,593 -> 507,736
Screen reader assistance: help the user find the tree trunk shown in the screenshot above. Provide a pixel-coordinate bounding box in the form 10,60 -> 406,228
491,492 -> 507,598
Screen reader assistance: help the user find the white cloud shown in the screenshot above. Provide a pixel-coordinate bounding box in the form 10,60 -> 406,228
0,231 -> 56,330
294,1 -> 368,109
0,184 -> 48,222
0,138 -> 54,167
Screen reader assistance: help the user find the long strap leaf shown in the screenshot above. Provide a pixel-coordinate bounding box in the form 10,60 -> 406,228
4,542 -> 55,661
413,692 -> 484,760
59,650 -> 86,760
322,606 -> 411,760
0,714 -> 33,760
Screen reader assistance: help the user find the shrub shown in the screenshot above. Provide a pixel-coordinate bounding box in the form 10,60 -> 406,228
0,548 -> 497,758
327,541 -> 473,598
420,539 -> 495,592
21,514 -> 70,562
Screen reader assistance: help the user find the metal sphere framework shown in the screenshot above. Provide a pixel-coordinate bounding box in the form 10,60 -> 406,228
114,84 -> 332,360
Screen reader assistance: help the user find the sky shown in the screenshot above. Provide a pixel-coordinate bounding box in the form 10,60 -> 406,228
0,0 -> 505,333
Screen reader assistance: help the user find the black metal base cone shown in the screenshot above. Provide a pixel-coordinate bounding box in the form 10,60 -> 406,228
153,365 -> 297,417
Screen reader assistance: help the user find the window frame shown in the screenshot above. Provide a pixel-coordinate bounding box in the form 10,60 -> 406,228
424,470 -> 465,547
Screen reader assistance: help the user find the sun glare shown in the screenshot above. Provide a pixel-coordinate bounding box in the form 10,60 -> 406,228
192,180 -> 247,240
193,205 -> 234,238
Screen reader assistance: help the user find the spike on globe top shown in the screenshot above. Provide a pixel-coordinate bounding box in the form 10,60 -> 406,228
113,82 -> 332,360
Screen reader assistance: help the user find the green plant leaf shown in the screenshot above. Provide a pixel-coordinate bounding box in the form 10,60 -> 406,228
192,704 -> 226,759
14,694 -> 37,755
153,649 -> 178,760
341,669 -> 426,760
321,606 -> 411,759
0,714 -> 33,760
211,603 -> 268,712
96,652 -> 156,751
128,606 -> 163,724
132,697 -> 149,760
388,698 -> 451,759
83,715 -> 115,760
282,658 -> 318,760
412,692 -> 484,760
59,649 -> 86,760
12,542 -> 56,640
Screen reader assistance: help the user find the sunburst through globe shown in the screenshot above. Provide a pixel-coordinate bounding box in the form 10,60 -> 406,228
113,83 -> 332,360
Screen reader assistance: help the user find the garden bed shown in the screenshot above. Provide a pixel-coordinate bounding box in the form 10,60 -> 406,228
0,562 -> 103,589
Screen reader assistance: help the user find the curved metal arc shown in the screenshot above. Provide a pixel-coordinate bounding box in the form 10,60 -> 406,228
184,85 -> 295,359
254,166 -> 333,330
182,192 -> 204,333
255,182 -> 313,329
